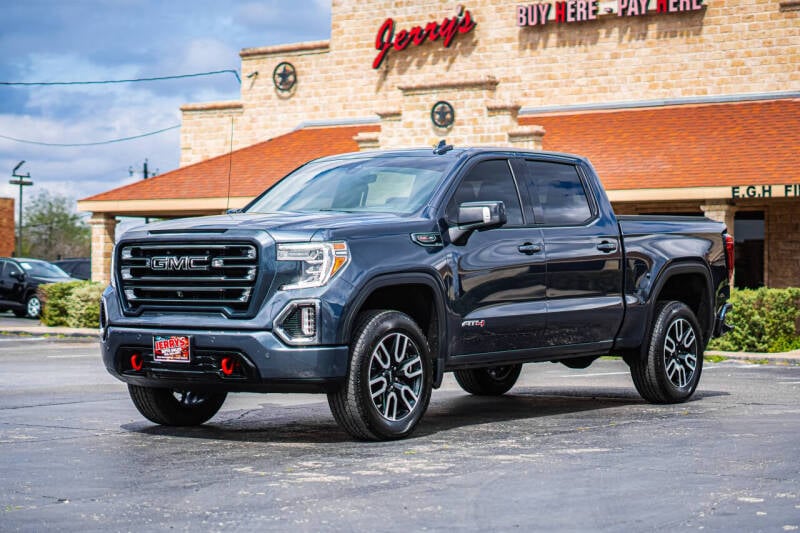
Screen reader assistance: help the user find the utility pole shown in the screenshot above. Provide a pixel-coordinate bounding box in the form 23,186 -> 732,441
9,161 -> 33,257
129,159 -> 157,223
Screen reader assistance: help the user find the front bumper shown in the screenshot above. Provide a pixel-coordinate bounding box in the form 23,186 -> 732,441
101,326 -> 348,393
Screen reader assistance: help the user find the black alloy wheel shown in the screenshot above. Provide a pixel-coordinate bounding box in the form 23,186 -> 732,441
328,310 -> 432,441
630,301 -> 704,403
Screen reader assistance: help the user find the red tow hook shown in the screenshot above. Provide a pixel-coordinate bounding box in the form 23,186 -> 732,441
130,353 -> 143,372
221,356 -> 236,376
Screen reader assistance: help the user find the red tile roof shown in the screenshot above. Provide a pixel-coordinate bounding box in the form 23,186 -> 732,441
82,124 -> 378,202
84,99 -> 798,204
520,99 -> 800,190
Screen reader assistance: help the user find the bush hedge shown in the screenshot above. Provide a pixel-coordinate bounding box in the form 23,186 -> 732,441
39,281 -> 104,328
708,287 -> 800,353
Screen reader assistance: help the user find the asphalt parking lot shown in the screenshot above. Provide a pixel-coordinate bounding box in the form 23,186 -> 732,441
1,335 -> 798,532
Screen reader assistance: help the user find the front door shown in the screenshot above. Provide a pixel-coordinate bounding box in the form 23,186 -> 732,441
447,159 -> 547,356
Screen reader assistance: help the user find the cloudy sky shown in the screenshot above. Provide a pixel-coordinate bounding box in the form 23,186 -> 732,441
0,0 -> 330,217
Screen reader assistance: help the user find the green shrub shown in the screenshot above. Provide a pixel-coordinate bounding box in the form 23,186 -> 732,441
39,281 -> 86,326
39,281 -> 104,328
708,287 -> 800,353
65,283 -> 105,328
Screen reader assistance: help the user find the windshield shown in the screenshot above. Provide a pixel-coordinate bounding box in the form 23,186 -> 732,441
19,260 -> 70,278
245,156 -> 453,214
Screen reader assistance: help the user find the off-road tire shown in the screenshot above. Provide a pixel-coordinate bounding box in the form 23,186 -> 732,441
454,364 -> 523,396
128,385 -> 227,426
630,301 -> 704,404
328,310 -> 432,441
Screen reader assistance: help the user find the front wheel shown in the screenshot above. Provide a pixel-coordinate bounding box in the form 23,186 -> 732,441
630,301 -> 704,404
328,310 -> 432,441
128,385 -> 226,426
454,364 -> 522,396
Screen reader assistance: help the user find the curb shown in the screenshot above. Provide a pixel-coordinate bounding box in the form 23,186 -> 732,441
1,328 -> 99,339
706,350 -> 800,365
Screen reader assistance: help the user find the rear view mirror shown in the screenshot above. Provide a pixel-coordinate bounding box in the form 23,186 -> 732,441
449,201 -> 507,243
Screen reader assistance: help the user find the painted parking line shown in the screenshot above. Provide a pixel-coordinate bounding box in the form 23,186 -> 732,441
0,337 -> 48,342
46,354 -> 97,359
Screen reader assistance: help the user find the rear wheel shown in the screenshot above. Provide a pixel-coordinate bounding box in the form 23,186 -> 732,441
328,310 -> 432,441
24,295 -> 41,318
454,364 -> 522,396
630,301 -> 704,404
128,385 -> 226,426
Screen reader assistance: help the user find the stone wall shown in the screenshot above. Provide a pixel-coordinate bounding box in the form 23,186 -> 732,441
179,0 -> 799,164
0,198 -> 14,256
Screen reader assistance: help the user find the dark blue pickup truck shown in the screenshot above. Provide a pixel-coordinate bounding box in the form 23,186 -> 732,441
101,145 -> 733,440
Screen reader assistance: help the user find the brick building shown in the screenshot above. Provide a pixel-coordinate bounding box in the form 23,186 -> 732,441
78,0 -> 799,286
0,198 -> 14,257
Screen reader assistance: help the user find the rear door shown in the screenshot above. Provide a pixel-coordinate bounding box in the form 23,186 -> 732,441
512,158 -> 623,352
447,158 -> 547,357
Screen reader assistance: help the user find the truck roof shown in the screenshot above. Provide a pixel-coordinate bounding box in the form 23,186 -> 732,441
312,146 -> 590,164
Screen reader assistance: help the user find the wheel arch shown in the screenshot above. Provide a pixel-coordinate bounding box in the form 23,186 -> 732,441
340,272 -> 448,388
645,261 -> 715,352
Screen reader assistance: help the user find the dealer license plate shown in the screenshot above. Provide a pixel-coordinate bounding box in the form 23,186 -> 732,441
153,335 -> 191,363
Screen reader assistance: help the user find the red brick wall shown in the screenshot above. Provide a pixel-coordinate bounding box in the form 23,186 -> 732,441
0,198 -> 15,257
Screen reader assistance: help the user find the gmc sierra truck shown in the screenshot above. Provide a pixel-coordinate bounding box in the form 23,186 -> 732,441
101,145 -> 733,440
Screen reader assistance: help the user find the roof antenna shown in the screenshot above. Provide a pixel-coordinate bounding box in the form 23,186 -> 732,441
433,139 -> 453,155
225,117 -> 237,214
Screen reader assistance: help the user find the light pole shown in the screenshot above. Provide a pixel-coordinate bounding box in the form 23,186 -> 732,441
130,159 -> 157,223
9,161 -> 33,257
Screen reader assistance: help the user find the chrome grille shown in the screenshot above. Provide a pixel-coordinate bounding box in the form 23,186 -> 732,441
118,242 -> 258,312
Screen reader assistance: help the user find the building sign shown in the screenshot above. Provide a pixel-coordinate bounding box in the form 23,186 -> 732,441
517,0 -> 703,25
373,6 -> 477,69
731,184 -> 800,199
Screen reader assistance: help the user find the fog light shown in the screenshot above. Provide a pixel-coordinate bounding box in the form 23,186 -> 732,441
274,300 -> 320,345
300,306 -> 316,337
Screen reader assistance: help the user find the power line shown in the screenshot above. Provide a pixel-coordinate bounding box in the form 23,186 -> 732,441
0,69 -> 241,86
0,125 -> 180,147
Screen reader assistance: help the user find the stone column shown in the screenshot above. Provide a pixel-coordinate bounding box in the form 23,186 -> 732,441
354,130 -> 380,151
88,213 -> 117,285
508,125 -> 546,150
700,202 -> 737,238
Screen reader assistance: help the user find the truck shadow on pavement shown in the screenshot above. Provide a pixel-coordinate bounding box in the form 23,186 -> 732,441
124,387 -> 728,444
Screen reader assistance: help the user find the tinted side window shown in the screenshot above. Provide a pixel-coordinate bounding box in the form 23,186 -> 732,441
447,160 -> 523,226
76,263 -> 91,279
518,161 -> 592,225
0,260 -> 7,277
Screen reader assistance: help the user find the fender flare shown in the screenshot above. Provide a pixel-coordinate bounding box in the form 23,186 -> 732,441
638,260 -> 714,357
340,272 -> 449,388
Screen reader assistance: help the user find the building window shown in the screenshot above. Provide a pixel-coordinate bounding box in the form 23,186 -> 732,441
734,211 -> 765,289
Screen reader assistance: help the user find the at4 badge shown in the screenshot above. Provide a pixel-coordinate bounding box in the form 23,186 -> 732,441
461,319 -> 486,328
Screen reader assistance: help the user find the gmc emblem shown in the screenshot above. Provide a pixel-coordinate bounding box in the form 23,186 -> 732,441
148,255 -> 209,271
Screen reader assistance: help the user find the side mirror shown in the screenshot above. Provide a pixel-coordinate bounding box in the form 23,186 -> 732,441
449,201 -> 507,243
9,269 -> 25,281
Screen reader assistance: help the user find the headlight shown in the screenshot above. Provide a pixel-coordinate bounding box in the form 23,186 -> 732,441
276,242 -> 349,290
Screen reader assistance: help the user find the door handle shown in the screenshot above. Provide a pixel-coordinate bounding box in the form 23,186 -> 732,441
518,243 -> 542,255
596,241 -> 618,253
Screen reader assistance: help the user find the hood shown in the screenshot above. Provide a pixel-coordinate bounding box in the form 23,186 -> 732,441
131,211 -> 431,241
29,275 -> 76,284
